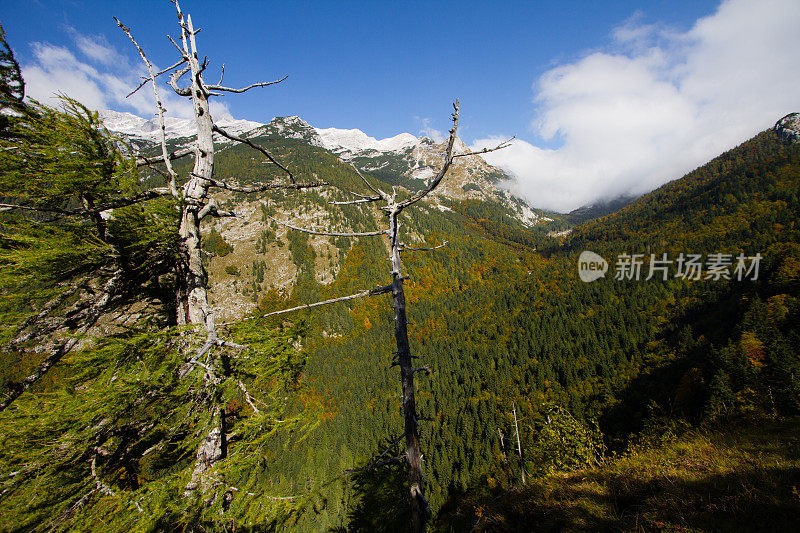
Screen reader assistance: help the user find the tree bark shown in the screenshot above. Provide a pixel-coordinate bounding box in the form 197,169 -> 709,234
388,206 -> 428,532
171,9 -> 227,498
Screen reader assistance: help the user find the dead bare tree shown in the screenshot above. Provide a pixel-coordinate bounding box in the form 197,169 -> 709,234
115,0 -> 325,499
513,401 -> 526,486
263,101 -> 511,532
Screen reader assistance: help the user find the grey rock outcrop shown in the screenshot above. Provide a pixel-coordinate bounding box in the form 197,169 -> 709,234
774,113 -> 800,143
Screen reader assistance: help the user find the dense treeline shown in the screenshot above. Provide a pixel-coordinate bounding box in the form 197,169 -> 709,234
240,126 -> 799,530
2,19 -> 797,527
0,32 -> 319,531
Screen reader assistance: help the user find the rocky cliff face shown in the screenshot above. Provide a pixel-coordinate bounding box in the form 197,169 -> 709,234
775,113 -> 800,143
100,110 -> 545,321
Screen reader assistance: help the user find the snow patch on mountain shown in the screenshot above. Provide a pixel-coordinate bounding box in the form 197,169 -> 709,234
411,167 -> 437,181
314,127 -> 419,157
100,110 -> 263,141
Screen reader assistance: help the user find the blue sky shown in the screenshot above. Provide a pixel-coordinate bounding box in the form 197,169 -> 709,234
2,0 -> 799,211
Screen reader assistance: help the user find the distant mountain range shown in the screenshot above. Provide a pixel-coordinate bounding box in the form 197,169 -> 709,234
100,110 -> 544,225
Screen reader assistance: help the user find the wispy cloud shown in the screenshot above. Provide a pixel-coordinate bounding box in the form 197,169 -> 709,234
473,0 -> 800,213
20,27 -> 233,121
414,116 -> 445,142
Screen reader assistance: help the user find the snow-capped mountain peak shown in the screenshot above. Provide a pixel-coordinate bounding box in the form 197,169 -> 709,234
314,127 -> 419,157
99,110 -> 263,141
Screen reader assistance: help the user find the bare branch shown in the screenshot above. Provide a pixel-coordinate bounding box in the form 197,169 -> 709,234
204,176 -> 327,193
212,124 -> 294,182
198,199 -> 236,221
451,136 -> 515,159
168,64 -> 191,96
215,339 -> 247,350
276,218 -> 386,238
335,188 -> 379,200
185,358 -> 215,381
116,16 -> 180,196
349,163 -> 388,200
135,145 -> 193,167
205,75 -> 288,93
225,285 -> 393,325
216,64 -> 225,86
399,241 -> 448,252
397,99 -> 460,209
125,58 -> 187,98
345,432 -> 407,474
237,381 -> 260,414
329,197 -> 380,206
167,35 -> 185,57
346,455 -> 406,473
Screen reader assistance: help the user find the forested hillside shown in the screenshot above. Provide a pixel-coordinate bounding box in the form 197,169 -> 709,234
1,7 -> 798,530
224,120 -> 799,530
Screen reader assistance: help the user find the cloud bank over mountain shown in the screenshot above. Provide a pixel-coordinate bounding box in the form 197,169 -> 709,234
474,0 -> 800,212
18,0 -> 800,214
21,28 -> 235,123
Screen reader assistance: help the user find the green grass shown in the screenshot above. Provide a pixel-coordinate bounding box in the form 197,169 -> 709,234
435,416 -> 800,532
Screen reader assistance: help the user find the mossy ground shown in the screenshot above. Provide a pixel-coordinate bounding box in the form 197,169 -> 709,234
436,416 -> 800,532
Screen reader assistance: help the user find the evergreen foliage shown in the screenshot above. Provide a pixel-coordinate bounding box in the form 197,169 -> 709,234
0,30 -> 317,530
202,228 -> 233,257
1,17 -> 798,529
235,125 -> 799,530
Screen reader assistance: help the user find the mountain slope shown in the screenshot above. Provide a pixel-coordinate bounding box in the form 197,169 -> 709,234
97,109 -> 800,531
277,118 -> 800,530
103,112 -> 548,321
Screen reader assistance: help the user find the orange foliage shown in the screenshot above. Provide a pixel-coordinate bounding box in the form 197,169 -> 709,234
740,331 -> 766,369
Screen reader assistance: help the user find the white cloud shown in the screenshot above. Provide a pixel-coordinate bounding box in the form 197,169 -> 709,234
474,0 -> 800,213
414,116 -> 445,142
20,28 -> 207,121
69,29 -> 130,68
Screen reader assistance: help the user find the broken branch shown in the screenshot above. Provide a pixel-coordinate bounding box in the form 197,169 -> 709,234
224,285 -> 393,325
452,136 -> 516,159
276,218 -> 386,238
125,58 -> 187,98
116,16 -> 180,196
396,100 -> 460,209
399,241 -> 448,252
205,176 -> 327,193
212,124 -> 294,182
205,75 -> 288,93
135,145 -> 193,167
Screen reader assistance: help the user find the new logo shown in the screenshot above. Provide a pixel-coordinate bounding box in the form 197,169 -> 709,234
578,250 -> 608,282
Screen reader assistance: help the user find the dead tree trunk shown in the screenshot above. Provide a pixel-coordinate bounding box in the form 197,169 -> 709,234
513,401 -> 525,486
389,210 -> 427,532
116,0 -> 325,501
276,101 -> 511,531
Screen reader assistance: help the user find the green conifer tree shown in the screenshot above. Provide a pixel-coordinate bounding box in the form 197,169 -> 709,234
0,16 -> 319,530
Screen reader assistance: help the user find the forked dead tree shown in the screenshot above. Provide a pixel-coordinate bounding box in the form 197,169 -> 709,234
261,101 -> 510,531
115,0 -> 325,498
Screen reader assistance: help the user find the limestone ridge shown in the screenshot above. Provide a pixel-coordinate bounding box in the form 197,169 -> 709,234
100,109 -> 263,141
774,113 -> 800,143
100,110 -> 541,225
99,109 -> 544,321
247,116 -> 325,147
